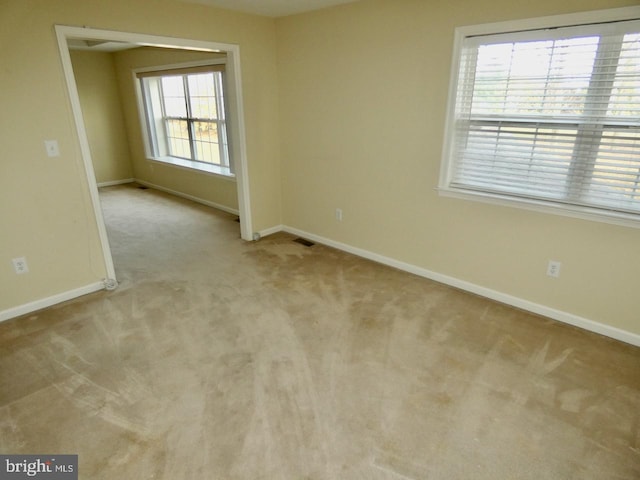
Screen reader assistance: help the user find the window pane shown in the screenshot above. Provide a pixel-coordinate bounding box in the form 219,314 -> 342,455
607,33 -> 640,118
188,73 -> 217,119
137,69 -> 230,167
161,76 -> 187,117
454,123 -> 576,198
472,37 -> 598,116
587,127 -> 640,211
165,119 -> 191,158
193,121 -> 221,165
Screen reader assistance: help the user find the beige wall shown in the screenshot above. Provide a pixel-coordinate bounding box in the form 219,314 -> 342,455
112,47 -> 238,211
276,0 -> 640,335
0,0 -> 281,312
69,50 -> 133,184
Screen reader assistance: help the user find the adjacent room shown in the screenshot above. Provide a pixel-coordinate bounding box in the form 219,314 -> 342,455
1,0 -> 639,478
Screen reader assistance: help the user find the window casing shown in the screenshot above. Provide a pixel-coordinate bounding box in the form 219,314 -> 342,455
137,63 -> 232,177
440,9 -> 640,226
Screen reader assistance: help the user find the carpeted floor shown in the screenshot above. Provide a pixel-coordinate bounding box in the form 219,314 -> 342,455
1,183 -> 639,479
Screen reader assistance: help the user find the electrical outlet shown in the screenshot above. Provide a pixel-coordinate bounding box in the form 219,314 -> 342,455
547,260 -> 561,278
44,140 -> 60,157
335,208 -> 343,221
12,257 -> 29,274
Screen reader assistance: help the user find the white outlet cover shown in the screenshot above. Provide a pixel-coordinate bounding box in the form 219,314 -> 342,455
12,257 -> 29,274
44,140 -> 60,157
547,260 -> 561,278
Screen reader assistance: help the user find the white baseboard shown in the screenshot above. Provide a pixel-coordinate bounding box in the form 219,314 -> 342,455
4,222 -> 637,347
135,179 -> 240,216
97,178 -> 135,188
0,281 -> 105,323
271,225 -> 640,348
257,224 -> 284,238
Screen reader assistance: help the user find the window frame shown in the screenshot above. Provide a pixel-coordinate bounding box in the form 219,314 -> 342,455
439,6 -> 640,228
134,59 -> 235,180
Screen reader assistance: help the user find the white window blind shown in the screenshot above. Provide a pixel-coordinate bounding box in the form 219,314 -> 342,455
447,19 -> 640,217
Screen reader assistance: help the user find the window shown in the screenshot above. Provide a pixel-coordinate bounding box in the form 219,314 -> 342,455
440,11 -> 640,225
137,63 -> 232,176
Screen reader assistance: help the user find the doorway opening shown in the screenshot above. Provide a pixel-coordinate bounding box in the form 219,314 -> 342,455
55,25 -> 254,287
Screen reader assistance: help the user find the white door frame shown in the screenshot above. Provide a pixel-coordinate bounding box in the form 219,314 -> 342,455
54,25 -> 254,286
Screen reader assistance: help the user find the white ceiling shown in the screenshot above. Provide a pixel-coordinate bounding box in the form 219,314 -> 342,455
178,0 -> 361,17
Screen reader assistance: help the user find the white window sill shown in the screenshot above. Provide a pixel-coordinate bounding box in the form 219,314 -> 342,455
149,156 -> 235,181
437,186 -> 640,230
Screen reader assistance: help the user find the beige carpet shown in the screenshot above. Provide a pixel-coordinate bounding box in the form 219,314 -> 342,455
1,183 -> 639,479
